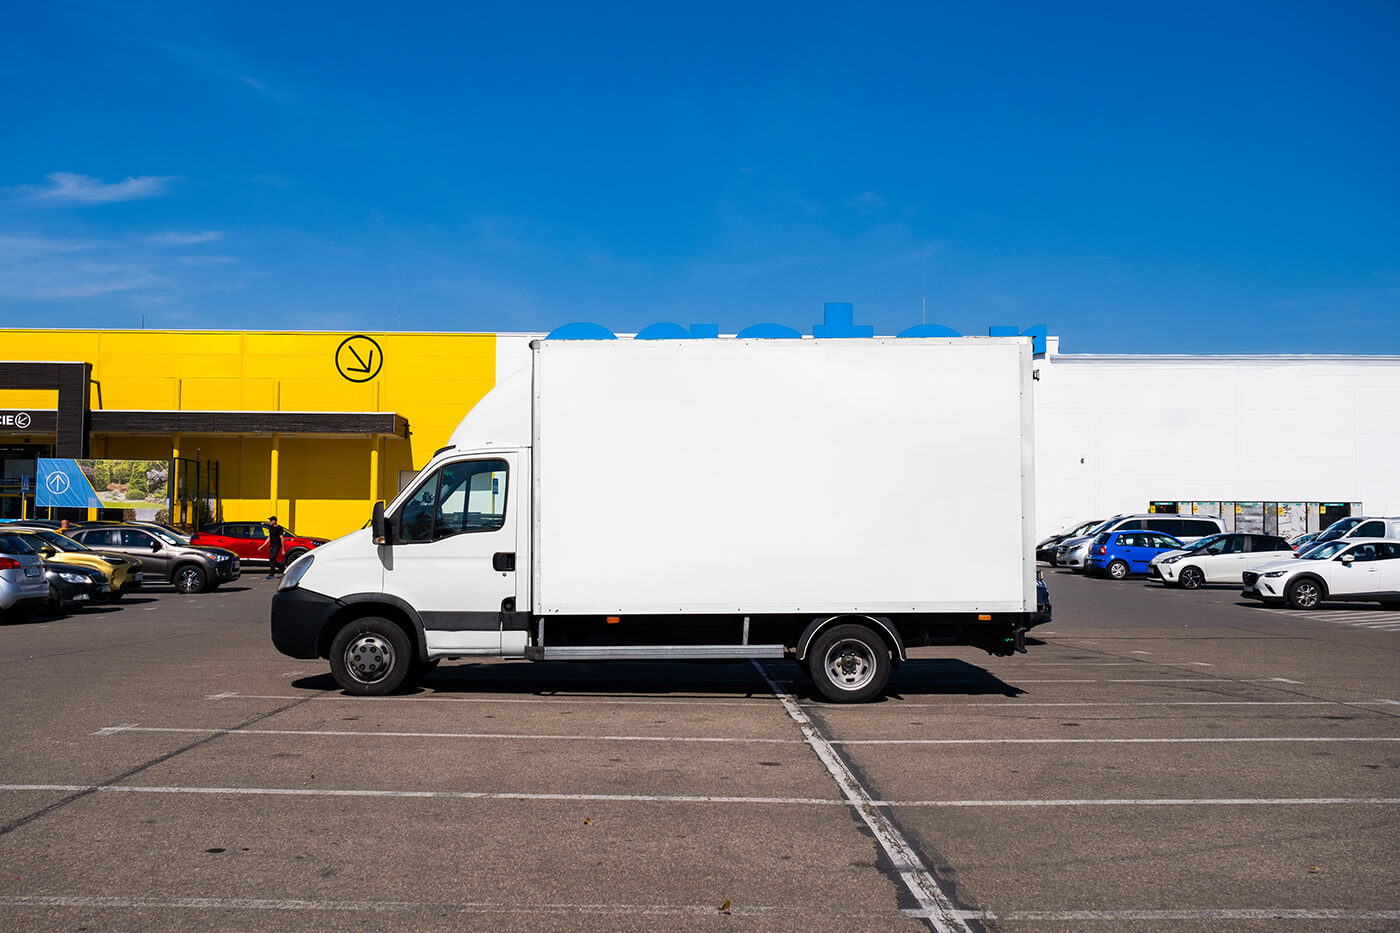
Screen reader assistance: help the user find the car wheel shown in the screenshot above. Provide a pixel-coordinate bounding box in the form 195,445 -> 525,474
1107,560 -> 1130,581
807,623 -> 891,703
173,564 -> 208,594
1178,566 -> 1205,590
330,618 -> 413,696
109,589 -> 124,602
1286,578 -> 1322,610
283,548 -> 307,565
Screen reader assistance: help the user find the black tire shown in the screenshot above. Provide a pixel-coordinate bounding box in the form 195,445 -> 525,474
1380,601 -> 1400,611
283,549 -> 307,566
1178,566 -> 1205,590
329,617 -> 413,696
1107,560 -> 1130,581
1286,577 -> 1322,610
47,586 -> 62,611
173,564 -> 208,594
806,623 -> 891,703
109,589 -> 124,602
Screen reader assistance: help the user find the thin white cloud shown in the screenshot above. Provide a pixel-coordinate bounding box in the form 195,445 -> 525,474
27,172 -> 176,204
848,191 -> 887,214
144,230 -> 224,245
0,231 -> 236,302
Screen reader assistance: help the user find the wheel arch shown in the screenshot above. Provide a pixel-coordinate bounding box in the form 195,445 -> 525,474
1288,572 -> 1330,599
796,615 -> 906,665
318,594 -> 427,662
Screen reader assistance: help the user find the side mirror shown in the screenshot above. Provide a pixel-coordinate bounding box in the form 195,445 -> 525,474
150,540 -> 162,552
40,546 -> 56,558
1339,555 -> 1353,565
371,501 -> 388,546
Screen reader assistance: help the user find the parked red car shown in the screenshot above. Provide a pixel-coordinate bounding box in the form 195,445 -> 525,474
190,522 -> 329,564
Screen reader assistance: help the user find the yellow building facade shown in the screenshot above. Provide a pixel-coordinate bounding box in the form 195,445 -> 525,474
0,330 -> 502,537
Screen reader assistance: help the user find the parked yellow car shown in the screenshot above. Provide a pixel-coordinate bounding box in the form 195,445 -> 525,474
0,529 -> 138,598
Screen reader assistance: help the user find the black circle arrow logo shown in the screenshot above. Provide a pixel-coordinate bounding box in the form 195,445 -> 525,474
335,335 -> 384,383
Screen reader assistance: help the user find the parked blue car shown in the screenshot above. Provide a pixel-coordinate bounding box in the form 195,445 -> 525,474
1086,530 -> 1184,580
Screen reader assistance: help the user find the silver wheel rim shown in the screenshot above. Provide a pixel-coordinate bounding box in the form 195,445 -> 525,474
175,568 -> 202,593
346,634 -> 395,684
1294,582 -> 1319,608
1110,562 -> 1127,579
1182,568 -> 1202,588
823,638 -> 877,692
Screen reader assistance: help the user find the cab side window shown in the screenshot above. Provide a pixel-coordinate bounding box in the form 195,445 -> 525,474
398,459 -> 509,543
1356,521 -> 1385,537
1379,543 -> 1400,560
1347,544 -> 1379,562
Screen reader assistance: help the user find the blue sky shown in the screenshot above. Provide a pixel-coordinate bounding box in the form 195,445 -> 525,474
1,1 -> 1396,352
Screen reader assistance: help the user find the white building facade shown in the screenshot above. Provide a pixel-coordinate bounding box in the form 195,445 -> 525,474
1033,336 -> 1400,540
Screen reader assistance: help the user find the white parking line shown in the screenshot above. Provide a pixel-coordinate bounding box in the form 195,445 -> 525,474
203,692 -> 783,706
3,785 -> 1394,809
913,908 -> 1400,922
92,725 -> 800,744
0,895 -> 785,916
750,662 -> 973,933
837,737 -> 1400,746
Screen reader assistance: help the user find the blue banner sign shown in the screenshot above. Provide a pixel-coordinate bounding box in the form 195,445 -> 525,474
36,459 -> 103,509
545,303 -> 1047,355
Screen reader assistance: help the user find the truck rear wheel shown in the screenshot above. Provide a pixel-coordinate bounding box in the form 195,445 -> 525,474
807,624 -> 890,703
329,617 -> 412,695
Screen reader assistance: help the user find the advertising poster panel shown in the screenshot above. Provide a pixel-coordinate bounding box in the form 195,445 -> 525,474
36,459 -> 171,519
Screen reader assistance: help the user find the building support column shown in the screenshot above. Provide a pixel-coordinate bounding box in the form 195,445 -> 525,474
369,437 -> 380,506
269,434 -> 280,518
171,432 -> 181,525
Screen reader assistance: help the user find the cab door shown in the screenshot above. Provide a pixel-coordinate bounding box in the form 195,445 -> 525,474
381,454 -> 517,655
1328,543 -> 1382,597
1210,535 -> 1250,582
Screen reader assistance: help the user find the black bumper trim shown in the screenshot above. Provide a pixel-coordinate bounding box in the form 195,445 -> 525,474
271,587 -> 340,659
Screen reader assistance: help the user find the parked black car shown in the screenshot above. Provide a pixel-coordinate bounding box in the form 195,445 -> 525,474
43,561 -> 111,611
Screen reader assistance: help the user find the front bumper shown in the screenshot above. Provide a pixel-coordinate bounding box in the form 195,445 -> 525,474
211,557 -> 241,583
270,586 -> 339,659
50,577 -> 112,607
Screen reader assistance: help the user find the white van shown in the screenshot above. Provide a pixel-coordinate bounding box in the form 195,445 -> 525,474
1312,516 -> 1400,546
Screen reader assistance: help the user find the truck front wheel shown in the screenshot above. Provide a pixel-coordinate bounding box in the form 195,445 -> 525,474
329,617 -> 412,695
807,624 -> 891,703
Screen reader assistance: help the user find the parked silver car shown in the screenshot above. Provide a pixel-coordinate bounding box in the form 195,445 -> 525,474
1055,513 -> 1228,573
0,533 -> 50,620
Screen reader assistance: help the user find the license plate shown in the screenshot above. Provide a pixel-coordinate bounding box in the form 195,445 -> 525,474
24,567 -> 40,577
99,585 -> 110,593
132,574 -> 143,582
74,594 -> 89,601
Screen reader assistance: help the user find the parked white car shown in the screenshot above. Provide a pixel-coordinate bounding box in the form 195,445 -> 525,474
1242,538 -> 1400,610
1149,533 -> 1295,589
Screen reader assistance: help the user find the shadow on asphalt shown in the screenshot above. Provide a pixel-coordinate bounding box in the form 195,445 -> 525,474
290,657 -> 1025,701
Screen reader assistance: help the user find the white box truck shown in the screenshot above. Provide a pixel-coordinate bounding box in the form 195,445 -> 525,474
271,336 -> 1050,702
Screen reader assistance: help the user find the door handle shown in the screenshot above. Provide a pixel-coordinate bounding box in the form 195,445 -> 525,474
493,552 -> 516,572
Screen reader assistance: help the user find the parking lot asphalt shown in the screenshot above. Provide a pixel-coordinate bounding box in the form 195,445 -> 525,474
0,570 -> 1397,932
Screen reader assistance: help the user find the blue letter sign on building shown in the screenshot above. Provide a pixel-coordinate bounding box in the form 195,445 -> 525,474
545,302 -> 1046,355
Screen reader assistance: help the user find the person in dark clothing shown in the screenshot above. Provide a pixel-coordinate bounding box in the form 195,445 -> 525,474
264,516 -> 285,578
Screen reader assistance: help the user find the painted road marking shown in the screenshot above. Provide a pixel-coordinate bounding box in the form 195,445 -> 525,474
751,661 -> 972,933
836,737 -> 1400,746
914,909 -> 1400,922
0,896 -> 1392,922
93,725 -> 800,743
2,785 -> 1395,809
1255,607 -> 1400,631
202,692 -> 784,706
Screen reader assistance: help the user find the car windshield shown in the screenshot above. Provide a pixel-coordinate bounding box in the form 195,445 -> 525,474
1301,541 -> 1350,560
1180,534 -> 1223,553
1088,518 -> 1119,535
141,526 -> 191,546
1315,519 -> 1361,543
1068,520 -> 1101,537
0,534 -> 37,554
32,530 -> 90,552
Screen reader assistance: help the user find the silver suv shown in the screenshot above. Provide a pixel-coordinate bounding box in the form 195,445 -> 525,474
70,524 -> 240,594
0,533 -> 50,619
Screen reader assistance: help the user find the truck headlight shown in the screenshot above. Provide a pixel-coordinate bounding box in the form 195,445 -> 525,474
280,554 -> 313,590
